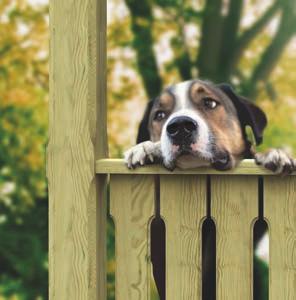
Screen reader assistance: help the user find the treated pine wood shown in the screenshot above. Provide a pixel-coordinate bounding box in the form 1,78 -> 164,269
96,159 -> 296,175
211,176 -> 258,300
48,0 -> 107,299
264,176 -> 296,300
110,175 -> 155,300
160,175 -> 207,299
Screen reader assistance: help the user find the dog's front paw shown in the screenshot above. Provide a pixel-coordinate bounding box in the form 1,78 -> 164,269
124,141 -> 161,169
255,149 -> 296,175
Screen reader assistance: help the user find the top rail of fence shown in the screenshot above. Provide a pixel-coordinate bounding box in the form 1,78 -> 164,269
96,159 -> 295,175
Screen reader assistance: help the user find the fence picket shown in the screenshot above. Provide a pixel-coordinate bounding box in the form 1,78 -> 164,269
110,175 -> 154,300
264,176 -> 296,300
211,176 -> 258,300
160,175 -> 207,300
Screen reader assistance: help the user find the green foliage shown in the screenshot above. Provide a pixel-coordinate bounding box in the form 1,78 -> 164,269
254,256 -> 269,300
154,0 -> 182,8
0,102 -> 48,299
0,200 -> 48,299
0,0 -> 48,299
107,217 -> 115,300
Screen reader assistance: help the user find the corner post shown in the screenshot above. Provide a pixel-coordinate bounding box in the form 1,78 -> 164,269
48,0 -> 107,299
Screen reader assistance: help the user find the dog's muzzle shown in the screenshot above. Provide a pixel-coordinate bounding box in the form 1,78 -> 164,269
166,116 -> 197,148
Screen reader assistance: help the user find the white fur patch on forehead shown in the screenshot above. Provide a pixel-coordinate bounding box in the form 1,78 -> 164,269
173,80 -> 192,109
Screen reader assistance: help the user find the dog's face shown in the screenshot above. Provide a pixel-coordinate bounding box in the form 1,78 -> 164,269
137,79 -> 267,170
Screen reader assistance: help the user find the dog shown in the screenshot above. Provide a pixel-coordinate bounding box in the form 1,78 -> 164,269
125,79 -> 295,174
124,79 -> 295,300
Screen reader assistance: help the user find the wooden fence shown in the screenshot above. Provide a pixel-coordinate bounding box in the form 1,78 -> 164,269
97,159 -> 296,300
47,0 -> 296,299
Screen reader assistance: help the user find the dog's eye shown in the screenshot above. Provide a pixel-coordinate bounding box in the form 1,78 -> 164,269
154,110 -> 166,121
203,98 -> 219,109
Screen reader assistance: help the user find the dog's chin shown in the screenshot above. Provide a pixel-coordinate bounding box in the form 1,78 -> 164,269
164,147 -> 212,170
164,148 -> 233,171
176,154 -> 211,169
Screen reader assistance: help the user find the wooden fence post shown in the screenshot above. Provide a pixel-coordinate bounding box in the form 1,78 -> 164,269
47,0 -> 107,299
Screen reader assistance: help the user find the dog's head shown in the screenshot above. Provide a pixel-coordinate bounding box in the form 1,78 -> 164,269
137,79 -> 267,170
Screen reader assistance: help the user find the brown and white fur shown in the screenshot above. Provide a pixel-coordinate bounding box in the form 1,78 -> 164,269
125,79 -> 295,174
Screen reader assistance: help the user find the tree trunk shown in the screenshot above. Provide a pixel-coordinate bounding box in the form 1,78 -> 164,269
218,0 -> 244,81
197,0 -> 223,81
125,0 -> 162,99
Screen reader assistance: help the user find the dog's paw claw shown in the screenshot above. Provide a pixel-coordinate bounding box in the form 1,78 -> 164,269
255,149 -> 295,175
124,141 -> 159,168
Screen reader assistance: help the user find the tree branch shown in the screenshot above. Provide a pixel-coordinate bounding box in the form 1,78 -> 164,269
125,0 -> 162,99
232,1 -> 280,69
244,0 -> 296,98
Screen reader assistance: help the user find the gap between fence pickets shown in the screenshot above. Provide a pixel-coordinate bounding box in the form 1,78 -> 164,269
96,158 -> 295,175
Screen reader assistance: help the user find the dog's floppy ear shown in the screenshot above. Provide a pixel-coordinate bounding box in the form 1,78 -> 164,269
218,84 -> 267,145
136,99 -> 155,143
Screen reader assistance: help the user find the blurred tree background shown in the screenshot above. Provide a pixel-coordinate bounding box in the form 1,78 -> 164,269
0,0 -> 296,299
0,0 -> 48,299
108,0 -> 296,156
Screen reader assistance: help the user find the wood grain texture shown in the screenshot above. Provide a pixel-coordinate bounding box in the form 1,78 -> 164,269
110,175 -> 155,300
264,176 -> 296,300
160,175 -> 207,299
211,176 -> 258,300
96,159 -> 296,175
48,0 -> 107,299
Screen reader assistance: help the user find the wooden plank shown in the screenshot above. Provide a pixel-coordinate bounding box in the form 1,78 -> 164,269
110,175 -> 155,300
264,176 -> 296,300
160,175 -> 207,299
96,159 -> 296,176
211,176 -> 258,300
48,0 -> 107,299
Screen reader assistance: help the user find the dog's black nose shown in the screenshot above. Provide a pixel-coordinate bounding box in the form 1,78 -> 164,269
166,116 -> 197,143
